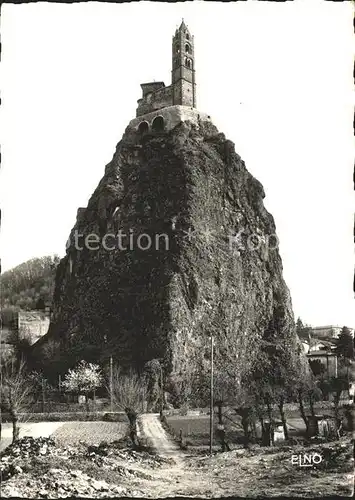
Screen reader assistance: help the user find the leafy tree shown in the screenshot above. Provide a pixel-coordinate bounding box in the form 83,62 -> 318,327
328,376 -> 350,423
37,339 -> 68,383
1,255 -> 60,311
0,344 -> 15,367
239,343 -> 277,445
0,359 -> 34,442
317,378 -> 331,401
213,369 -> 238,423
296,317 -> 304,335
233,380 -> 263,447
62,360 -> 102,410
241,327 -> 311,444
167,373 -> 193,409
143,359 -> 163,411
287,351 -> 320,434
295,317 -> 313,341
108,367 -> 147,447
6,327 -> 33,368
336,327 -> 354,363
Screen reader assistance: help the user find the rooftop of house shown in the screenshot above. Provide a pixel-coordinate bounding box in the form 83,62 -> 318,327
18,311 -> 49,321
307,350 -> 337,357
312,325 -> 342,331
302,339 -> 335,345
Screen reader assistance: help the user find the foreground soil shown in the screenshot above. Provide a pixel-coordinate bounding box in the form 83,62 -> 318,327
0,422 -> 66,453
0,414 -> 353,498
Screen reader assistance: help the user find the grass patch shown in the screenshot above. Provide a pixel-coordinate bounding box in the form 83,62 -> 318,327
52,421 -> 129,447
166,415 -> 242,448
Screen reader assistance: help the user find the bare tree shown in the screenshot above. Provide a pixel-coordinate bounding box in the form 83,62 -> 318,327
109,367 -> 147,447
1,359 -> 33,442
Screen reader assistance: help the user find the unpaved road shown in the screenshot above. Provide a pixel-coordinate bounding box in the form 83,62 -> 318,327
139,414 -> 214,497
138,414 -> 353,498
140,414 -> 181,459
0,416 -> 352,498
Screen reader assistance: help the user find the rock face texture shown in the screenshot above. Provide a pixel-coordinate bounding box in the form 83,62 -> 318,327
34,117 -> 298,388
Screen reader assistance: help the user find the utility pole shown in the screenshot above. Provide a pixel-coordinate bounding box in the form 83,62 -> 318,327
58,374 -> 62,404
42,377 -> 46,413
110,356 -> 113,412
0,312 -> 3,442
142,384 -> 145,413
160,363 -> 164,414
209,334 -> 214,456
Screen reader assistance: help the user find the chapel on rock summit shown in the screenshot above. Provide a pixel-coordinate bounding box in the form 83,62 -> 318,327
129,20 -> 211,133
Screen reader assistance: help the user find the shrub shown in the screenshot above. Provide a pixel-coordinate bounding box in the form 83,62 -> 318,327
102,412 -> 128,422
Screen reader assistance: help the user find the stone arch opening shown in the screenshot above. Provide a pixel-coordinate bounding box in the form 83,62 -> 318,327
152,116 -> 165,132
186,33 -> 190,40
185,58 -> 191,68
185,43 -> 191,53
176,43 -> 180,53
138,121 -> 149,135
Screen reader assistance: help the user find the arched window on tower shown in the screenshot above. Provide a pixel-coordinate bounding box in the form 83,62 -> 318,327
186,33 -> 190,40
185,43 -> 191,54
185,58 -> 192,69
176,43 -> 180,54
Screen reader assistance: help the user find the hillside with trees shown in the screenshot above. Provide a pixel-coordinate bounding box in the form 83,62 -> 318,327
1,255 -> 60,313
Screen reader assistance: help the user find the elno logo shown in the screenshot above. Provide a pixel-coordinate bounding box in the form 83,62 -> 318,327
291,453 -> 323,467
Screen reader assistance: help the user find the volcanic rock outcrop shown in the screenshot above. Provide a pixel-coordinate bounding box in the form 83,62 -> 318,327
34,117 -> 299,390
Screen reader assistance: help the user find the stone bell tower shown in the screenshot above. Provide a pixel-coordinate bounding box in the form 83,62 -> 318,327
172,19 -> 196,107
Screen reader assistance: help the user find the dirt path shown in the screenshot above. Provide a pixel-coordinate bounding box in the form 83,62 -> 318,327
139,413 -> 214,497
138,415 -> 353,498
140,414 -> 181,461
0,417 -> 352,498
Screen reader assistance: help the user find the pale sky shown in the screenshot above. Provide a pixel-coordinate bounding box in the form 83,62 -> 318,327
0,1 -> 354,327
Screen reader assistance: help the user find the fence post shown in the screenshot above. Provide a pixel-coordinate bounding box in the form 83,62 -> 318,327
42,378 -> 46,413
209,334 -> 214,456
110,356 -> 113,412
179,428 -> 183,445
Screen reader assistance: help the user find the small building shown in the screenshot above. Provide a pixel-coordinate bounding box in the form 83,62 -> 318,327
309,339 -> 336,353
302,338 -> 336,355
307,350 -> 338,378
311,325 -> 353,340
1,310 -> 50,346
18,311 -> 50,344
301,341 -> 310,354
